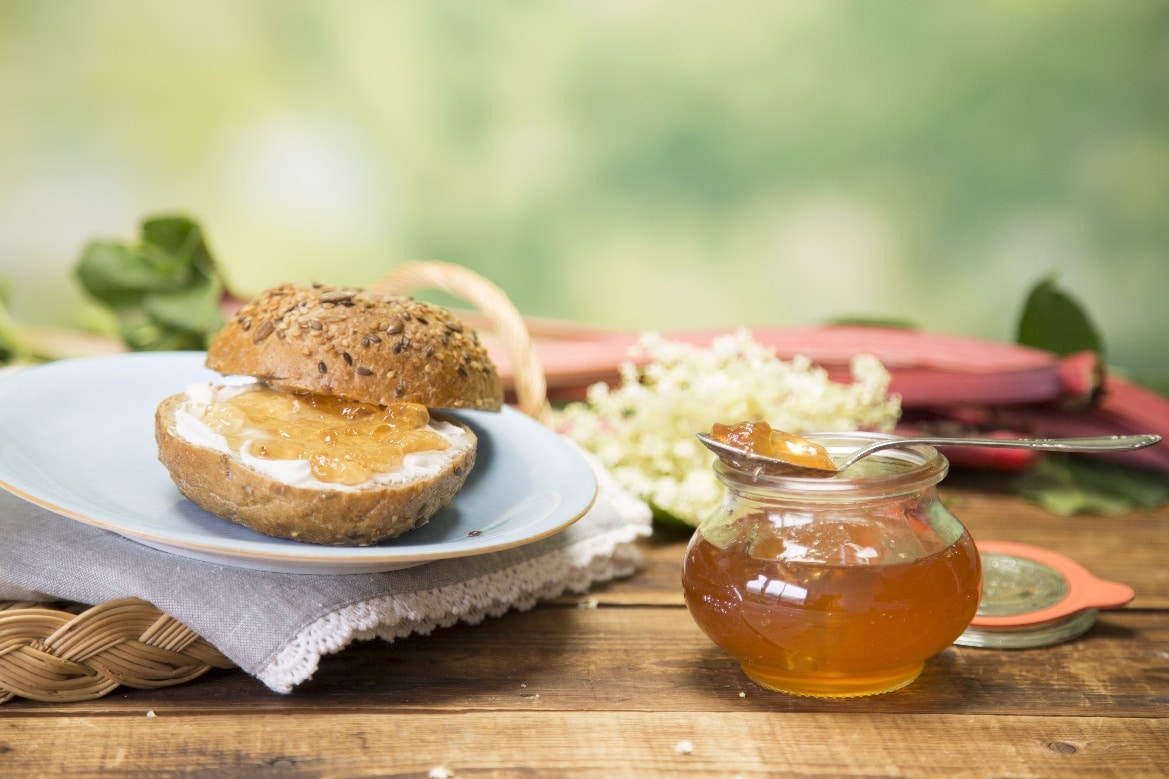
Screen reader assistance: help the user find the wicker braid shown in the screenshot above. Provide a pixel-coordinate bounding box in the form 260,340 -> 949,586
0,598 -> 234,703
0,262 -> 548,704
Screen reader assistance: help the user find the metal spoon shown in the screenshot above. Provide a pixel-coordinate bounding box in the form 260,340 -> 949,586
696,432 -> 1162,474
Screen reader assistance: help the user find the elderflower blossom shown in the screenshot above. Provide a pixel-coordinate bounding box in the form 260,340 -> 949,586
554,329 -> 901,526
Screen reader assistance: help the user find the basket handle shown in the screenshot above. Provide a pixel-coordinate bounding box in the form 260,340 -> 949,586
369,261 -> 552,425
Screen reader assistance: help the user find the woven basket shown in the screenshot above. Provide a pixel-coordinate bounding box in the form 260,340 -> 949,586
0,261 -> 549,704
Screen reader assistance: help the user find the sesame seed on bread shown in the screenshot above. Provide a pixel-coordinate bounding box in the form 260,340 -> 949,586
205,282 -> 504,411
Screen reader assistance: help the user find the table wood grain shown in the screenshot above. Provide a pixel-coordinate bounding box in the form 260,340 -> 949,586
2,473 -> 1167,778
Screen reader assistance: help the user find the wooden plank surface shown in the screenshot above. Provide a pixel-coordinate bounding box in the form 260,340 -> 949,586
2,478 -> 1167,778
2,713 -> 1166,778
3,606 -> 1166,716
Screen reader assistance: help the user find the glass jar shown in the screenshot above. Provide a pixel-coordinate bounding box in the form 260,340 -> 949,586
682,432 -> 982,698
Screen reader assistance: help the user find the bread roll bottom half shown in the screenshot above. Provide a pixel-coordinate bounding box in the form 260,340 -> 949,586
154,386 -> 478,546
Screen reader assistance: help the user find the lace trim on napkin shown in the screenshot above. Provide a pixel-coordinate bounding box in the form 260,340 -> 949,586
258,514 -> 649,693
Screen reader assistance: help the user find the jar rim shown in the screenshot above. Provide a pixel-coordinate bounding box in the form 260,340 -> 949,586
712,431 -> 949,497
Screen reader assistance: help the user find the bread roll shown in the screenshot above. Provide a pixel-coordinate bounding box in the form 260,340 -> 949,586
154,281 -> 501,546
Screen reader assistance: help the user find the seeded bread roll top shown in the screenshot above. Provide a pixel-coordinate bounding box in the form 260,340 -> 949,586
206,282 -> 504,411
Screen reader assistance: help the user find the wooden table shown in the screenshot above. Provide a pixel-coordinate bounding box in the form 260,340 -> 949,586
2,472 -> 1167,777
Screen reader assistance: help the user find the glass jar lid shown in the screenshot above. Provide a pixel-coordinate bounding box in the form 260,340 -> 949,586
955,540 -> 1134,649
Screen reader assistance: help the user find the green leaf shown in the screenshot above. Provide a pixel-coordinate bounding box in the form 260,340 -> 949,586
1016,276 -> 1103,359
113,308 -> 158,349
141,216 -> 215,276
74,214 -> 228,352
116,309 -> 205,352
141,215 -> 200,255
146,327 -> 208,351
1012,454 -> 1169,516
142,276 -> 224,335
75,242 -> 181,307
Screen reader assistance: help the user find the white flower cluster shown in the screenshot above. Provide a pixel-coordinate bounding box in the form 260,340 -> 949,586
554,329 -> 901,526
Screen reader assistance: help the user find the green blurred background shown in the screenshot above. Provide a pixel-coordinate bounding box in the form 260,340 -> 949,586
1,1 -> 1166,388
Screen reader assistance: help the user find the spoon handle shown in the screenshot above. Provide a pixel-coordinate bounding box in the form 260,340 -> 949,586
843,433 -> 1162,469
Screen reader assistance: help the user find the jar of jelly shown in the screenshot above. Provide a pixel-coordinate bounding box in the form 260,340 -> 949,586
682,432 -> 982,698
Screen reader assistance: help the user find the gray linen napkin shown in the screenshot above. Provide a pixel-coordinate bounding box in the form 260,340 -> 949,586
0,451 -> 652,693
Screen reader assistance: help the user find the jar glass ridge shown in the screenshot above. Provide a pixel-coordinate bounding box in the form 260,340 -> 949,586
682,432 -> 982,698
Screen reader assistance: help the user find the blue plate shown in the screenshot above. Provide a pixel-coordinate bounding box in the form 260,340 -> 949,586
0,352 -> 596,573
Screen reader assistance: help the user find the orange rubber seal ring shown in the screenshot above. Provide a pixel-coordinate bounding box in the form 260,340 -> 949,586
969,540 -> 1134,628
